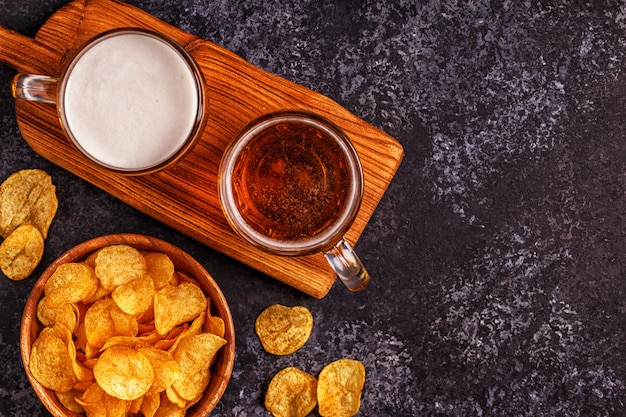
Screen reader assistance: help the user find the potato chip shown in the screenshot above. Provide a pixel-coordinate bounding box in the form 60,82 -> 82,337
175,271 -> 196,285
65,332 -> 94,382
174,368 -> 210,405
265,367 -> 318,417
137,305 -> 156,326
99,333 -> 161,352
44,262 -> 99,307
317,359 -> 366,417
55,389 -> 85,413
138,347 -> 181,394
129,396 -> 143,415
151,324 -> 188,351
255,304 -> 313,355
141,392 -> 161,417
171,333 -> 226,401
172,332 -> 224,366
205,314 -> 226,338
144,252 -> 175,289
29,327 -> 77,392
94,345 -> 155,401
82,249 -> 100,269
83,281 -> 111,304
0,169 -> 57,239
154,282 -> 206,335
164,312 -> 205,354
75,383 -> 107,417
84,298 -> 138,350
74,320 -> 88,353
76,382 -> 128,417
36,297 -> 78,332
154,393 -> 186,417
95,244 -> 147,291
23,177 -> 57,239
165,384 -> 187,409
0,224 -> 44,280
112,272 -> 155,315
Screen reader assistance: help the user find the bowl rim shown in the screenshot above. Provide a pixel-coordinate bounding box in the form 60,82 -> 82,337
20,233 -> 235,417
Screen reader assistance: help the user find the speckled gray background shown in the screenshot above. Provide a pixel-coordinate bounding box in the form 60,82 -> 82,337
1,1 -> 625,416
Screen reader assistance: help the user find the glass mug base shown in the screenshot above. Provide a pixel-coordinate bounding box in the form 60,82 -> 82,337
219,110 -> 370,292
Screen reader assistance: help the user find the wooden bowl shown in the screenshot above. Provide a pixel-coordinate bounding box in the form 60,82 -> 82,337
20,233 -> 235,417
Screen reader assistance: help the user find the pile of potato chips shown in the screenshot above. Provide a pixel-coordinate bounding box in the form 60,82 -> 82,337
256,304 -> 366,417
0,169 -> 58,280
29,243 -> 228,417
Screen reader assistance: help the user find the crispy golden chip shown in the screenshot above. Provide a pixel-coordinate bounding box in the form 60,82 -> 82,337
172,332 -> 226,367
144,252 -> 175,290
255,304 -> 313,355
94,345 -> 155,401
205,314 -> 226,338
141,392 -> 161,417
29,327 -> 77,392
55,389 -> 85,413
129,397 -> 143,415
0,169 -> 57,239
82,249 -> 100,269
154,393 -> 186,417
165,384 -> 187,409
75,383 -> 107,417
76,382 -> 128,417
166,310 -> 206,352
317,359 -> 366,417
0,224 -> 44,280
95,244 -> 147,291
154,282 -> 207,335
171,333 -> 226,401
152,324 -> 188,351
83,282 -> 111,304
112,272 -> 155,315
24,178 -> 57,239
84,298 -> 138,350
265,367 -> 318,417
175,368 -> 209,405
65,331 -> 94,382
74,320 -> 88,353
44,262 -> 99,307
99,333 -> 161,352
36,297 -> 78,332
138,347 -> 181,394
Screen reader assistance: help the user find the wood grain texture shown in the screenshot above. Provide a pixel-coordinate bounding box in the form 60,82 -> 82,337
0,0 -> 404,298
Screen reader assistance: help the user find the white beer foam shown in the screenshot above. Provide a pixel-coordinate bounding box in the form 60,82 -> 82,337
62,32 -> 199,170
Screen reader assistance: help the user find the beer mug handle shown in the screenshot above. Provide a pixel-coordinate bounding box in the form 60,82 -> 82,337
324,239 -> 370,292
11,74 -> 58,104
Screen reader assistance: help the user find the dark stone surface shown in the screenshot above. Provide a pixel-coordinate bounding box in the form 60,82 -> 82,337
1,1 -> 625,416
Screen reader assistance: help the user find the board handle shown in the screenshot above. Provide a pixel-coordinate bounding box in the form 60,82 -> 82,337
0,25 -> 59,75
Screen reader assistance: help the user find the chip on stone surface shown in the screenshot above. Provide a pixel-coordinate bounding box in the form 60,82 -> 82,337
265,366 -> 318,417
0,223 -> 44,280
0,169 -> 57,239
317,358 -> 366,417
255,304 -> 313,355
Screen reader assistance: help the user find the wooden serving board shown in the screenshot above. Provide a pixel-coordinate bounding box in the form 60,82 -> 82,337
0,0 -> 404,298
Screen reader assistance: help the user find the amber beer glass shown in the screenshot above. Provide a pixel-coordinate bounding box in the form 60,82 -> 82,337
218,111 -> 370,291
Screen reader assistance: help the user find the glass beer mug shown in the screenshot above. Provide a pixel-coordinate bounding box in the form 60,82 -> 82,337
218,110 -> 370,292
11,28 -> 207,175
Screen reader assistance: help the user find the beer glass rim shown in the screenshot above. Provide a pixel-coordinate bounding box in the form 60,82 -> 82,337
218,110 -> 364,256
